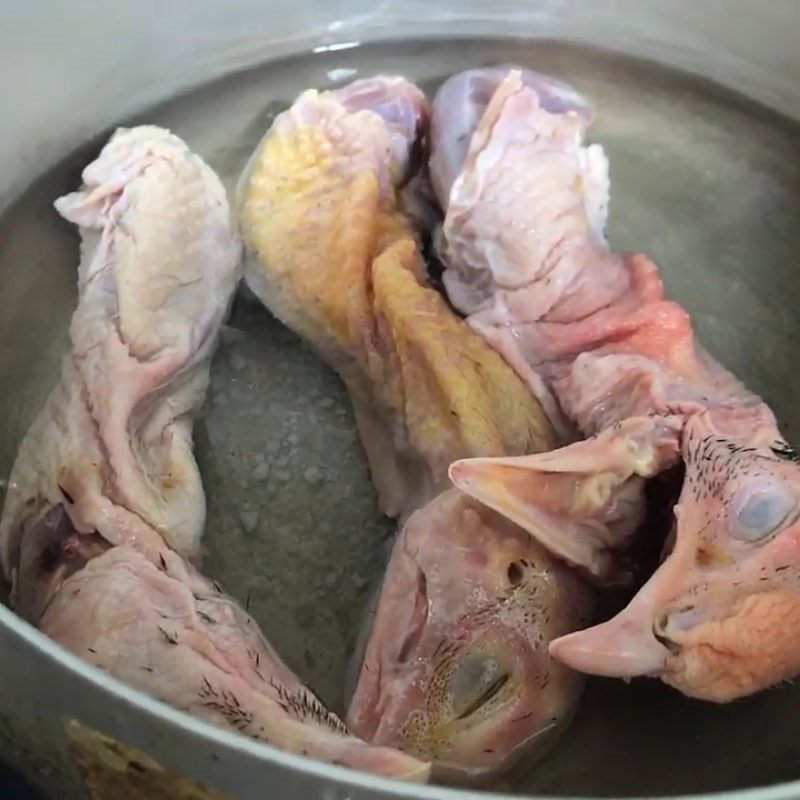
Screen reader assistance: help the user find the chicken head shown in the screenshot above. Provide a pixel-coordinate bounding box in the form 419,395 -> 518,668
551,413 -> 800,701
348,489 -> 590,783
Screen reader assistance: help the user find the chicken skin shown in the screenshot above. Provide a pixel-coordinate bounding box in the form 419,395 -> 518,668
0,126 -> 427,782
238,76 -> 591,781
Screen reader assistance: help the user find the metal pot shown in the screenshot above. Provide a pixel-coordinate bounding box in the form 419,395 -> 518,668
1,2 -> 799,798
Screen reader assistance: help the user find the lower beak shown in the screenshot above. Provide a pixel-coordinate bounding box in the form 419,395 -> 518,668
549,595 -> 670,678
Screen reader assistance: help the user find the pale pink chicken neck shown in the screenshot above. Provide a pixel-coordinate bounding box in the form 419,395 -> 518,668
433,68 -> 800,702
436,69 -> 777,450
0,126 -> 428,781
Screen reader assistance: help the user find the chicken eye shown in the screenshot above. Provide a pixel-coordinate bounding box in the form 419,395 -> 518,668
448,654 -> 511,720
731,484 -> 797,542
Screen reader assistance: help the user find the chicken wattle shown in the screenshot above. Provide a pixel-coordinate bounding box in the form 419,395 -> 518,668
432,67 -> 800,702
238,75 -> 591,781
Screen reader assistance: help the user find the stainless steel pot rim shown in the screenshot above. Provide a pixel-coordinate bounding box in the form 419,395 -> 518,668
6,599 -> 799,800
3,9 -> 798,795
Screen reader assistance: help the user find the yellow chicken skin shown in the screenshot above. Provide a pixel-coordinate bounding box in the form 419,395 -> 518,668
238,76 -> 590,784
238,76 -> 554,518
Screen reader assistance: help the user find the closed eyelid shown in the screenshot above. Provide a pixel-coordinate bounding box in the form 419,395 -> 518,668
729,482 -> 798,543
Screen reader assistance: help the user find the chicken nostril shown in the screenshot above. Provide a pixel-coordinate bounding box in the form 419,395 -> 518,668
652,614 -> 680,652
507,561 -> 524,587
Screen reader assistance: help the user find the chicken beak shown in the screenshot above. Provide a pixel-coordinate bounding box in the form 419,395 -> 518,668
448,454 -> 620,578
549,584 -> 670,678
449,456 -> 536,534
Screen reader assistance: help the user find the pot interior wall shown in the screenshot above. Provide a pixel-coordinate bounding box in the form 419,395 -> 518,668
0,36 -> 799,798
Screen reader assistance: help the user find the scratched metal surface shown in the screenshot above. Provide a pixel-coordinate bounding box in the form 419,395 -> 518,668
0,37 -> 799,799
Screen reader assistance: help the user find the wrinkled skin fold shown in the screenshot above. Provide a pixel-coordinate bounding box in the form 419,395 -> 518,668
432,66 -> 800,702
238,75 -> 591,781
0,126 -> 427,782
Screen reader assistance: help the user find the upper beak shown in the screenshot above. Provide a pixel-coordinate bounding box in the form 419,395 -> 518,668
448,455 -> 616,579
449,456 -> 533,528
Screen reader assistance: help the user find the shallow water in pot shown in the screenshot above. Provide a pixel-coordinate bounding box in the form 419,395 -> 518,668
0,38 -> 799,797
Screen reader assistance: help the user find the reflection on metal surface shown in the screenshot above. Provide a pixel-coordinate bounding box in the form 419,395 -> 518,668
66,719 -> 228,800
313,41 -> 361,53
